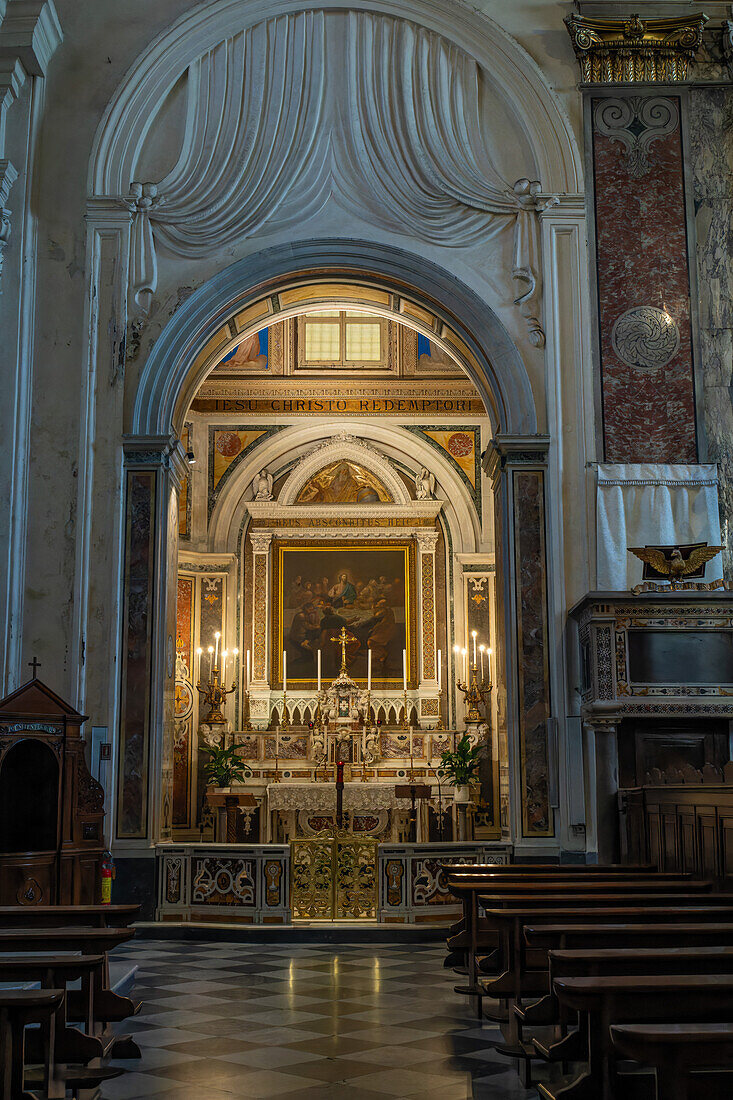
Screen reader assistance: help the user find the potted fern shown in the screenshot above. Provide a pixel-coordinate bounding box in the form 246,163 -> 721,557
202,743 -> 252,793
437,735 -> 481,803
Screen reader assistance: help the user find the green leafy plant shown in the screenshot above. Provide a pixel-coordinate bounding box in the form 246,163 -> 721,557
202,743 -> 252,788
437,735 -> 481,788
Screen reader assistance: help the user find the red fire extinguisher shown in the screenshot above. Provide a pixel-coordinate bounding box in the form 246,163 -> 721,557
101,850 -> 115,904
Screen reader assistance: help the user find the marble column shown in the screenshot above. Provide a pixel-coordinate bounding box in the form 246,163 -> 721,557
118,435 -> 188,844
485,436 -> 554,842
415,529 -> 439,728
249,531 -> 273,727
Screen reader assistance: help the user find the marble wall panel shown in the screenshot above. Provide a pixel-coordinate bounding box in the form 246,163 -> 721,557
173,575 -> 194,827
118,471 -> 156,839
513,471 -> 553,837
592,95 -> 697,462
689,87 -> 733,576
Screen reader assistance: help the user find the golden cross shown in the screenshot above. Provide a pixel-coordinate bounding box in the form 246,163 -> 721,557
330,626 -> 354,674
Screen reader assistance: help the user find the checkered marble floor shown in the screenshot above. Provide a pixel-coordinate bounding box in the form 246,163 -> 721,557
105,941 -> 537,1099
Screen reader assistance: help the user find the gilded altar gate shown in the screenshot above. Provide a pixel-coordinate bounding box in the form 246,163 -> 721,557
290,833 -> 378,920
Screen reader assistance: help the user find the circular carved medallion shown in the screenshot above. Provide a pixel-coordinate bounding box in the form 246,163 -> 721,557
174,680 -> 194,720
611,306 -> 680,371
215,431 -> 242,457
447,431 -> 473,457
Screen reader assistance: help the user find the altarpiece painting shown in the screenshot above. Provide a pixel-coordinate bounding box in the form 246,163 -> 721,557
274,544 -> 414,685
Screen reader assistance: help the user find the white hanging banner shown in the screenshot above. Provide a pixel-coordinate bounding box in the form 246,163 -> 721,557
596,464 -> 722,591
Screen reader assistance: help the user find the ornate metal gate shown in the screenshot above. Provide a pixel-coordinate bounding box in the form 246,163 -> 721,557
291,834 -> 377,920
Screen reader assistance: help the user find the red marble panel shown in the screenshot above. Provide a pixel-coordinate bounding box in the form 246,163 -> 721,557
593,95 -> 697,461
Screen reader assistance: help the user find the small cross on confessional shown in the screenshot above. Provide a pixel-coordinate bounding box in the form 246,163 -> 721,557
28,656 -> 41,677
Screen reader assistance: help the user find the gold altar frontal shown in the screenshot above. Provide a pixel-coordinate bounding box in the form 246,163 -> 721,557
291,832 -> 378,920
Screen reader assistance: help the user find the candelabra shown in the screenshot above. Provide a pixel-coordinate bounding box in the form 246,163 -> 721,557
457,662 -> 492,723
280,691 -> 290,729
196,665 -> 235,723
400,690 -> 409,728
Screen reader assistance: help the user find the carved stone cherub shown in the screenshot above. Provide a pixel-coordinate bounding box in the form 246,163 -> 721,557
415,467 -> 435,499
253,469 -> 273,501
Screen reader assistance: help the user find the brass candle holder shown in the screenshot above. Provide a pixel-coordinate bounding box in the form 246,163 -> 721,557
457,662 -> 492,723
196,664 -> 235,723
400,690 -> 409,728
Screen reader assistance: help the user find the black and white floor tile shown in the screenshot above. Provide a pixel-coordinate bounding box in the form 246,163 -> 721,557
106,942 -> 537,1099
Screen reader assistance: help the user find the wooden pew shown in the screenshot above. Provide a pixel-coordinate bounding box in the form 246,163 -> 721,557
540,974 -> 733,1100
477,904 -> 733,1043
526,945 -> 733,1067
611,1022 -> 733,1100
447,877 -> 708,990
0,927 -> 139,1026
0,904 -> 139,929
0,988 -> 64,1100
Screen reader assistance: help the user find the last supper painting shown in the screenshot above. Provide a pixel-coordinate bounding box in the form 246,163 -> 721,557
276,545 -> 412,684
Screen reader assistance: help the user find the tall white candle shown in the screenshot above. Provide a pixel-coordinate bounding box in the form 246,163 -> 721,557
367,648 -> 372,691
282,650 -> 287,693
462,647 -> 467,682
232,648 -> 238,686
214,631 -> 220,665
487,647 -> 493,683
472,630 -> 477,666
207,646 -> 214,677
479,645 -> 485,682
437,648 -> 441,687
245,649 -> 250,690
402,649 -> 407,691
317,648 -> 322,692
221,650 -> 228,682
196,647 -> 202,680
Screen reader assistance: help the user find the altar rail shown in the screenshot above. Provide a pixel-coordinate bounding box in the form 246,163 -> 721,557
156,844 -> 291,924
377,842 -> 512,923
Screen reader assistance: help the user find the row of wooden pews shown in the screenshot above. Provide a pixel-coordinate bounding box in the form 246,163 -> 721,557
0,903 -> 141,1099
441,862 -> 733,1100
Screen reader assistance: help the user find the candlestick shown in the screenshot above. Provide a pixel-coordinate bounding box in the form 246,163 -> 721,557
214,632 -> 220,665
207,645 -> 214,678
317,648 -> 321,692
221,649 -> 227,683
487,646 -> 493,683
245,649 -> 250,689
479,644 -> 485,682
367,647 -> 372,692
282,650 -> 287,693
402,648 -> 407,691
471,629 -> 477,666
196,647 -> 202,680
462,647 -> 467,683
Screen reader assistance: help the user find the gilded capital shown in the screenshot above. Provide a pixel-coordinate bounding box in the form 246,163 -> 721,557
564,12 -> 707,83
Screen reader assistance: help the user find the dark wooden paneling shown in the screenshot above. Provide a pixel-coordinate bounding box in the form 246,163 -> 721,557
620,785 -> 733,882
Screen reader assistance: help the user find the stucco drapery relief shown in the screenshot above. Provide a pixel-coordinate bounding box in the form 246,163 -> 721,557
116,10 -> 550,345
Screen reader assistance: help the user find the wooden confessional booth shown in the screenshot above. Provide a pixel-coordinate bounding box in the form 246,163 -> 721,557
0,678 -> 105,905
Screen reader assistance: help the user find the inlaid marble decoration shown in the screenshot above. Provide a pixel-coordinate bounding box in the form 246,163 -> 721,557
173,575 -> 194,827
118,470 -> 156,839
513,470 -> 553,837
592,95 -> 697,462
689,87 -> 733,578
178,423 -> 192,540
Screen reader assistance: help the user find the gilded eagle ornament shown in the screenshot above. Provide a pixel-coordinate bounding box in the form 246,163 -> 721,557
628,544 -> 723,589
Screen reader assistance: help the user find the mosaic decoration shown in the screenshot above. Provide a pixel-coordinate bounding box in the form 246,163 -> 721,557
513,470 -> 553,837
592,94 -> 697,461
118,470 -> 156,839
404,425 -> 482,518
192,856 -> 255,905
207,425 -> 286,518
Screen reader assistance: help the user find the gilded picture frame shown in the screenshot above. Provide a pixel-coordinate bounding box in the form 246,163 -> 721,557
271,540 -> 417,688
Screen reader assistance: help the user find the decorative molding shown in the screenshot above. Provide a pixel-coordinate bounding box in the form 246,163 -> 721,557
250,532 -> 273,555
611,305 -> 680,371
594,98 -> 679,181
0,0 -> 63,77
278,433 -> 411,507
564,12 -> 707,83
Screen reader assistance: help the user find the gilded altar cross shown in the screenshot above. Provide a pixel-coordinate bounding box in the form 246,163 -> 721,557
330,626 -> 355,674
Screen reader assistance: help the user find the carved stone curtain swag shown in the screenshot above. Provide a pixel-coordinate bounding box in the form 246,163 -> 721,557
122,11 -> 549,344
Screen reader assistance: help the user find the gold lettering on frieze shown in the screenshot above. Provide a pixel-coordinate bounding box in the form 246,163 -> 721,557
191,397 -> 486,415
259,516 -> 433,529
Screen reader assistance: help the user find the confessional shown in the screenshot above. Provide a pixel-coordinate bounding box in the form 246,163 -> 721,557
0,678 -> 105,905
